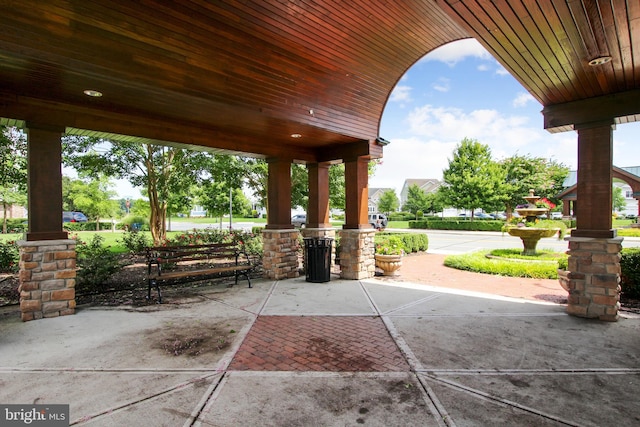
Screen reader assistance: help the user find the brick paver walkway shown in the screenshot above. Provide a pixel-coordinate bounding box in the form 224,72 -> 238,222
229,316 -> 410,372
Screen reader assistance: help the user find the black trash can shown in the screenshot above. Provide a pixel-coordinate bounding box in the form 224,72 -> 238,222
303,237 -> 333,283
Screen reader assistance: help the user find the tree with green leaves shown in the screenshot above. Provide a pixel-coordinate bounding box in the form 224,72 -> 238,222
63,176 -> 119,229
499,154 -> 569,218
377,189 -> 399,215
0,126 -> 27,233
63,137 -> 212,244
612,186 -> 627,213
403,184 -> 430,215
440,138 -> 506,219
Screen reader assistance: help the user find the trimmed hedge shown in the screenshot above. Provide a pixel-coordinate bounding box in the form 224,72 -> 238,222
410,219 -> 504,232
620,248 -> 640,299
375,232 -> 429,254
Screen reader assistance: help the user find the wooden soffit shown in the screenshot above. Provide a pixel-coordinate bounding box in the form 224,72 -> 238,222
0,1 -> 638,161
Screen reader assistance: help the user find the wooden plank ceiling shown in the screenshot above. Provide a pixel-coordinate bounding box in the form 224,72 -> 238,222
0,1 -> 638,163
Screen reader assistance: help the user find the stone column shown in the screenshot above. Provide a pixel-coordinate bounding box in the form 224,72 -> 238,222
566,122 -> 621,321
565,236 -> 622,321
262,229 -> 300,280
18,239 -> 76,322
338,229 -> 375,280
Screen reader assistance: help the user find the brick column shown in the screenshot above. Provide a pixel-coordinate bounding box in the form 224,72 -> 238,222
17,239 -> 76,321
338,229 -> 375,280
565,236 -> 622,321
262,229 -> 300,280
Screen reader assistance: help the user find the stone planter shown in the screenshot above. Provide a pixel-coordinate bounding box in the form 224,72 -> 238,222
375,254 -> 403,276
557,268 -> 570,292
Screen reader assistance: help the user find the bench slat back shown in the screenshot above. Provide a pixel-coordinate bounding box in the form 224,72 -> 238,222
146,242 -> 241,264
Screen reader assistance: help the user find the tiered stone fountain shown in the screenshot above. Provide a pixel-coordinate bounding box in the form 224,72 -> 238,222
507,189 -> 559,256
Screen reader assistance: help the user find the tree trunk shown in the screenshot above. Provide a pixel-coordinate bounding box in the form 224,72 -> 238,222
2,202 -> 7,234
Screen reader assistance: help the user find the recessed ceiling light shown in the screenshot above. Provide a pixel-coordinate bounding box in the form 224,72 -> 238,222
588,56 -> 612,66
83,89 -> 103,97
291,133 -> 302,138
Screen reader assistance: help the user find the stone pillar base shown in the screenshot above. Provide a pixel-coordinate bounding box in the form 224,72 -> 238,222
565,236 -> 622,321
262,229 -> 300,280
338,229 -> 375,280
18,239 -> 77,322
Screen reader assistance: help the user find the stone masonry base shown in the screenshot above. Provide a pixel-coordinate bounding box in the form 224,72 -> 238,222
262,229 -> 300,280
18,239 -> 77,322
565,236 -> 622,322
338,229 -> 375,280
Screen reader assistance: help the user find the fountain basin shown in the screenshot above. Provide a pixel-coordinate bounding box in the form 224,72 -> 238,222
506,227 -> 559,256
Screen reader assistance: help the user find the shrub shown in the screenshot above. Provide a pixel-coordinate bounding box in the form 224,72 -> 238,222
75,235 -> 123,292
118,230 -> 151,254
375,232 -> 428,254
0,240 -> 19,273
120,215 -> 149,231
6,219 -> 27,233
620,248 -> 640,299
164,229 -> 263,257
444,251 -> 559,279
410,219 -> 504,232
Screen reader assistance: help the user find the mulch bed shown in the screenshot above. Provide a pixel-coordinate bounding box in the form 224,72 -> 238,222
0,254 -> 264,308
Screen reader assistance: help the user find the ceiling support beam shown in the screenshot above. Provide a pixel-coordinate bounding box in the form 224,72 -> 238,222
542,90 -> 640,132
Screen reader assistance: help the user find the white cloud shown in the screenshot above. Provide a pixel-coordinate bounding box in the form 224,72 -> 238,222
369,137 -> 457,190
389,85 -> 412,102
372,104 -> 580,190
477,64 -> 490,72
422,39 -> 491,66
495,65 -> 509,75
513,92 -> 536,107
432,77 -> 450,92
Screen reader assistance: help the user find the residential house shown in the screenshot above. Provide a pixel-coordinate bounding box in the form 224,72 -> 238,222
368,187 -> 394,213
559,166 -> 640,217
400,179 -> 442,207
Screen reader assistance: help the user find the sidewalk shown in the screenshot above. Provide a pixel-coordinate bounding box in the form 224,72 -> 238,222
1,257 -> 639,426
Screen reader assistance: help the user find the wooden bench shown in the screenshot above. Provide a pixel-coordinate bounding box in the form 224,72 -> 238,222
145,242 -> 254,302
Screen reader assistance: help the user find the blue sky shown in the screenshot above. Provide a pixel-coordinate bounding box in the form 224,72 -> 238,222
370,39 -> 640,193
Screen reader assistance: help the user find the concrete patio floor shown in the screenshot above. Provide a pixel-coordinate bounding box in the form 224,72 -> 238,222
1,275 -> 639,426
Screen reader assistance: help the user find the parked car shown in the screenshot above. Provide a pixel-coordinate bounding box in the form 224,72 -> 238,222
550,212 -> 563,220
291,214 -> 306,228
63,211 -> 88,223
459,212 -> 492,219
473,212 -> 493,219
368,213 -> 388,230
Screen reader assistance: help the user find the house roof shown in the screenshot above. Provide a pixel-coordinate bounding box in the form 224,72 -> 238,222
0,1 -> 639,162
402,179 -> 442,193
559,166 -> 640,199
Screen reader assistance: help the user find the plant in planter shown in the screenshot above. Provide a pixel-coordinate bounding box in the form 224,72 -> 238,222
557,255 -> 570,292
374,235 -> 404,276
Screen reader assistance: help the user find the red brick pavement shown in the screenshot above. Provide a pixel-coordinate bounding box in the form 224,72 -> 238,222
229,316 -> 410,372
